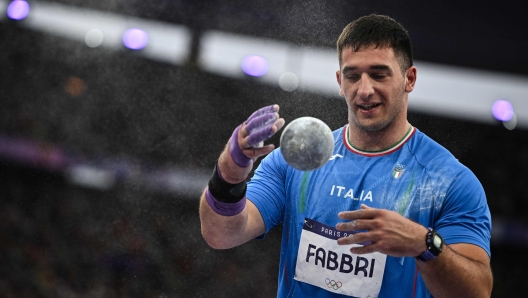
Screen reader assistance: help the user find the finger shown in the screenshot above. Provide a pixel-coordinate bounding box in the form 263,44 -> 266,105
246,105 -> 279,122
337,231 -> 373,246
350,244 -> 376,255
242,144 -> 276,159
239,120 -> 284,151
239,122 -> 250,139
360,204 -> 371,210
246,125 -> 274,148
246,119 -> 285,147
274,118 -> 285,131
338,208 -> 377,220
247,125 -> 276,147
245,113 -> 278,134
229,125 -> 252,167
335,220 -> 364,231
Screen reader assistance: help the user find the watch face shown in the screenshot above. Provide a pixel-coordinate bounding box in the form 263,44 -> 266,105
433,234 -> 443,249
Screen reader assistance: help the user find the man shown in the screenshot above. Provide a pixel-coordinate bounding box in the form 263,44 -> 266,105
200,14 -> 492,298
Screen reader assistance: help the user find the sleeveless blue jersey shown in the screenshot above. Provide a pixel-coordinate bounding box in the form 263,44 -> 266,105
247,125 -> 491,298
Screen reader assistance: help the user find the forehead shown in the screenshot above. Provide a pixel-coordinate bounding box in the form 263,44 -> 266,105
340,45 -> 399,69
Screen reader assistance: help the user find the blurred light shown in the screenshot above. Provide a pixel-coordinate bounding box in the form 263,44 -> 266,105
85,28 -> 104,48
7,0 -> 29,20
297,47 -> 340,94
279,72 -> 299,91
64,76 -> 86,97
492,99 -> 514,122
503,113 -> 517,130
199,31 -> 290,81
66,165 -> 115,191
122,28 -> 148,50
242,55 -> 268,77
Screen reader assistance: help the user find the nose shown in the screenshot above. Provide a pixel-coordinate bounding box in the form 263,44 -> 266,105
357,74 -> 374,99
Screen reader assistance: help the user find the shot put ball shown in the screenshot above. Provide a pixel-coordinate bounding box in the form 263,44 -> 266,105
280,117 -> 334,171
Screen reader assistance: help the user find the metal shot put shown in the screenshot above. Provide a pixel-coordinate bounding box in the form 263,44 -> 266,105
280,117 -> 334,171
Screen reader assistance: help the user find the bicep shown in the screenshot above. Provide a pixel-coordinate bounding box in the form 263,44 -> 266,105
449,243 -> 490,267
449,243 -> 493,290
245,199 -> 266,239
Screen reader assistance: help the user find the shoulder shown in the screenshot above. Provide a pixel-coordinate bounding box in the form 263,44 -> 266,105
406,129 -> 464,172
407,128 -> 484,195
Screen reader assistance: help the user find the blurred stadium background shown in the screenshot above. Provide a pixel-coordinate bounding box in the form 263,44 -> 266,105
1,0 -> 527,297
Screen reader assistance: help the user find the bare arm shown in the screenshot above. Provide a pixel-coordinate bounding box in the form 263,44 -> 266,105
199,105 -> 285,249
336,204 -> 492,298
199,146 -> 266,249
200,189 -> 265,249
418,243 -> 492,298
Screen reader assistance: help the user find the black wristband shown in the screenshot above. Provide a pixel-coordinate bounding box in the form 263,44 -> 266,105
208,163 -> 247,203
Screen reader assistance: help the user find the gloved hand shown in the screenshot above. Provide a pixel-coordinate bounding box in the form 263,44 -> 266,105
229,105 -> 285,167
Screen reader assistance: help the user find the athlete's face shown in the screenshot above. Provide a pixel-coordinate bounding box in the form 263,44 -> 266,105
336,45 -> 416,133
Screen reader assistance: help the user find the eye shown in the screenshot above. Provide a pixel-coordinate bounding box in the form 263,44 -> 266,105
371,73 -> 388,80
346,74 -> 360,82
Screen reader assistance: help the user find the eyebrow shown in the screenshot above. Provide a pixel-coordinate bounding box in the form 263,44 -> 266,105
342,65 -> 392,72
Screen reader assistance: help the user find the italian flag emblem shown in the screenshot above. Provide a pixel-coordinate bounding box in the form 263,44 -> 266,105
392,163 -> 405,179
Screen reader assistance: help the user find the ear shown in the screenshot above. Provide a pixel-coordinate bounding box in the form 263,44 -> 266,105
336,70 -> 344,96
405,66 -> 417,93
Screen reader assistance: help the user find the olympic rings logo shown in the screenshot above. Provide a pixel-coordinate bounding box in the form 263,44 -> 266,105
325,278 -> 342,290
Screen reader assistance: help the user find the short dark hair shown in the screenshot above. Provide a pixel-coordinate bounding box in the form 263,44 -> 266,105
337,14 -> 413,73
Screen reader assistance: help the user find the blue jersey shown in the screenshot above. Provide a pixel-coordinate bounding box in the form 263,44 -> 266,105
247,125 -> 491,298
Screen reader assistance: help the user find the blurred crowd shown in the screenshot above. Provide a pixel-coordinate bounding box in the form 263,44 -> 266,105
0,162 -> 281,298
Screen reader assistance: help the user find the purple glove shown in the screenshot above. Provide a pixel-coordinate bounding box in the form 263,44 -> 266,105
229,105 -> 279,167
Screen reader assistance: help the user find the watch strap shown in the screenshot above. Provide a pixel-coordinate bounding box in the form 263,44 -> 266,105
416,227 -> 442,263
416,249 -> 436,262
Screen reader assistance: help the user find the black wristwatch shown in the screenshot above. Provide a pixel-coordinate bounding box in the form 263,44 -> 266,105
416,227 -> 444,262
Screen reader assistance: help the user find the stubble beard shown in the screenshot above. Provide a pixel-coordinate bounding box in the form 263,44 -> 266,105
348,99 -> 398,133
348,89 -> 407,134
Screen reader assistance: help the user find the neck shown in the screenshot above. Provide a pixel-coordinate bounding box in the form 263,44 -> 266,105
348,120 -> 412,152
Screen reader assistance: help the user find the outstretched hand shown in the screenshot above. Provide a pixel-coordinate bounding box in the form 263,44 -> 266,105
335,204 -> 428,257
229,104 -> 285,167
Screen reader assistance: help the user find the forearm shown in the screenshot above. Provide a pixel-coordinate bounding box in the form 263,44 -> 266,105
418,244 -> 493,298
198,104 -> 283,249
199,147 -> 252,249
335,206 -> 492,297
199,191 -> 251,249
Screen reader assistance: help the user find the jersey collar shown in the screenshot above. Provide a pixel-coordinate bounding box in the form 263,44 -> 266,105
343,125 -> 416,157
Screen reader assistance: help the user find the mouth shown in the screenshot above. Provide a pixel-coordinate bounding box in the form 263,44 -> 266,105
357,103 -> 381,111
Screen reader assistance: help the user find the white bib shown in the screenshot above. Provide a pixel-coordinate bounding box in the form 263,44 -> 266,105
294,218 -> 386,297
